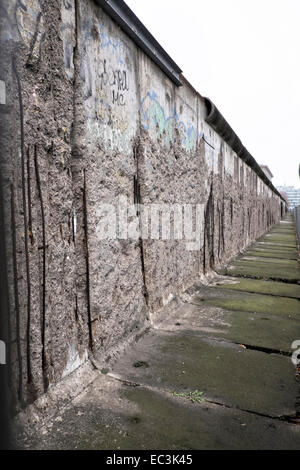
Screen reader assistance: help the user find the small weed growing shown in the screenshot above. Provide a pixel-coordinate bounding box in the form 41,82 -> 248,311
172,390 -> 205,404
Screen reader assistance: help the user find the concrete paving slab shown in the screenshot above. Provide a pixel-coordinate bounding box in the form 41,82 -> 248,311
111,330 -> 299,418
262,232 -> 296,239
18,375 -> 300,450
154,301 -> 300,354
267,224 -> 295,229
259,237 -> 297,244
237,256 -> 299,267
189,285 -> 300,318
256,242 -> 297,252
260,236 -> 297,247
270,229 -> 296,234
246,250 -> 298,260
215,278 -> 300,299
221,263 -> 300,283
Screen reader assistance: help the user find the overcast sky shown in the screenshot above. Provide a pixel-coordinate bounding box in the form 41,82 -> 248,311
126,0 -> 300,188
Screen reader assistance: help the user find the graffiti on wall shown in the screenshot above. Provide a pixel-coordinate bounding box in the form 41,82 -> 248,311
16,0 -> 45,61
81,17 -> 125,62
1,0 -> 45,62
140,91 -> 202,152
78,8 -> 136,153
99,58 -> 129,107
60,0 -> 76,79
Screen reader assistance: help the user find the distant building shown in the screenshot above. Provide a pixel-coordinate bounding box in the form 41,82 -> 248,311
277,186 -> 300,209
260,165 -> 273,181
279,191 -> 289,207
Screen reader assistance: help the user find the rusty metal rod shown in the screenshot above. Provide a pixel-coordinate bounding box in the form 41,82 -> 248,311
12,56 -> 32,383
33,144 -> 47,388
27,147 -> 34,245
10,183 -> 23,404
83,169 -> 93,350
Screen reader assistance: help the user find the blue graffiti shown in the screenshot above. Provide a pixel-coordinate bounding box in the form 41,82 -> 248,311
99,29 -> 121,51
82,20 -> 125,65
140,91 -> 203,151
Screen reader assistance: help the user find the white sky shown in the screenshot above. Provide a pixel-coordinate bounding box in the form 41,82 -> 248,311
126,0 -> 300,188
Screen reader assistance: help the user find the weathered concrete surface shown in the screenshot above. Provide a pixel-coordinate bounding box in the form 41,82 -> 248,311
16,215 -> 300,449
16,376 -> 300,450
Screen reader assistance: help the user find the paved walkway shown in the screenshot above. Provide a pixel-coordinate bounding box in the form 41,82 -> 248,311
21,215 -> 300,449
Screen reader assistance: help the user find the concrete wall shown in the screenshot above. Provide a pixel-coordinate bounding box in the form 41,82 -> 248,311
0,0 -> 282,410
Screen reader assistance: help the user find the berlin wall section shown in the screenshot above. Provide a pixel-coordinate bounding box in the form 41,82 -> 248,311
1,0 -> 89,410
75,0 -> 149,358
0,0 -> 282,415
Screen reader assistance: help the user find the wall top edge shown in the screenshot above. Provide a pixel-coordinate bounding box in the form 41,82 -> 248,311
204,97 -> 284,202
94,0 -> 183,86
